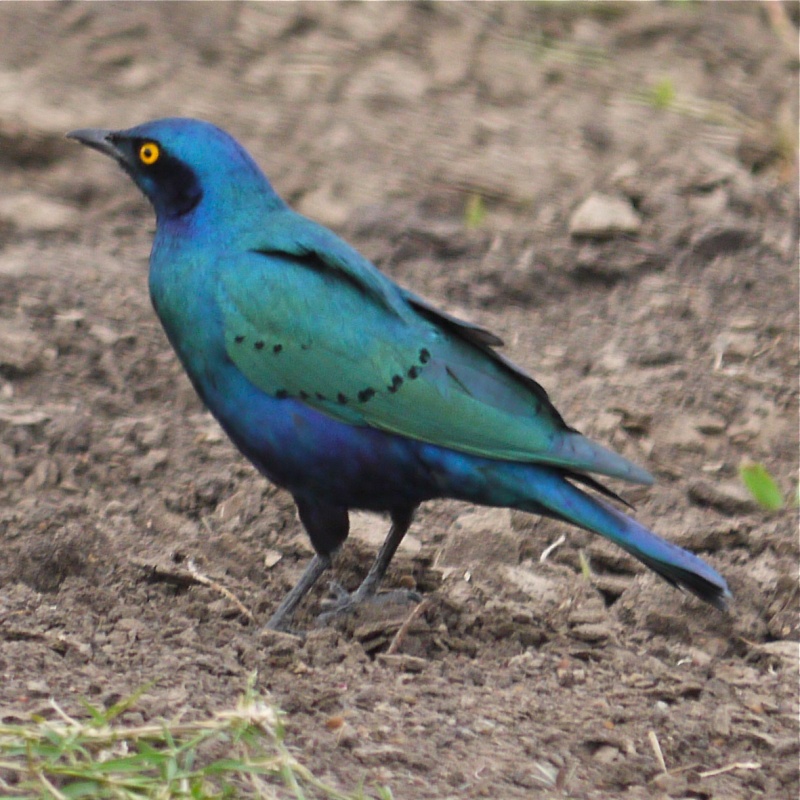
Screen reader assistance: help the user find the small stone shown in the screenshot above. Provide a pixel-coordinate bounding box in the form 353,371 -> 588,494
694,413 -> 727,435
687,479 -> 754,515
590,573 -> 633,600
690,225 -> 759,261
0,318 -> 44,375
633,345 -> 680,367
571,623 -> 612,643
713,705 -> 731,736
263,549 -> 283,569
89,324 -> 121,347
0,192 -> 76,232
377,654 -> 428,673
25,680 -> 51,697
569,193 -> 641,239
592,744 -> 618,763
22,458 -> 59,490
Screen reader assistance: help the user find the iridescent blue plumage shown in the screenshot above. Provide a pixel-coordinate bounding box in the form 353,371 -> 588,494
68,118 -> 731,629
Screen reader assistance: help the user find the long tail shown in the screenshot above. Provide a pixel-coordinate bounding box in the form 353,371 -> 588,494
512,468 -> 731,610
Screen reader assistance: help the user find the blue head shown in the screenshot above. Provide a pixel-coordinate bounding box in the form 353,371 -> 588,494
67,118 -> 286,223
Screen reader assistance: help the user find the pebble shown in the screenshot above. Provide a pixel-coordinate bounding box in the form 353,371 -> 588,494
0,192 -> 77,233
376,654 -> 428,673
22,458 -> 59,490
693,413 -> 727,435
571,623 -> 613,643
569,192 -> 641,239
262,549 -> 283,569
690,224 -> 759,261
687,479 -> 754,515
592,744 -> 619,763
0,317 -> 44,375
713,704 -> 732,736
25,680 -> 51,697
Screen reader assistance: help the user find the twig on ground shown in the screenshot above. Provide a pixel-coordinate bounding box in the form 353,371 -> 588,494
648,730 -> 668,773
386,598 -> 430,654
132,556 -> 254,622
699,761 -> 762,779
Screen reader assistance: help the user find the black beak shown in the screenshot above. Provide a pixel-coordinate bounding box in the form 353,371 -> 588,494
66,128 -> 126,163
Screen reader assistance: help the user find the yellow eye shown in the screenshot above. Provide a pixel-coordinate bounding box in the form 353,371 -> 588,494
139,142 -> 160,165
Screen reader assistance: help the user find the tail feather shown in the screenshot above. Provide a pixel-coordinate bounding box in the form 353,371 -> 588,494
517,471 -> 731,610
590,497 -> 731,610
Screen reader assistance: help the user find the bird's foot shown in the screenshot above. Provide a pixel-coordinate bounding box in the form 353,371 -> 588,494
315,581 -> 422,627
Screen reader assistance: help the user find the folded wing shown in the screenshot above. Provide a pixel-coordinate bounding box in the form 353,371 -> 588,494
218,212 -> 652,485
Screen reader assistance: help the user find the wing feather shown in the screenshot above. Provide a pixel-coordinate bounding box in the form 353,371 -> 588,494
217,237 -> 652,484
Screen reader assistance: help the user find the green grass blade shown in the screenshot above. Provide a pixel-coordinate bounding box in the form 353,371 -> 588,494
739,462 -> 785,510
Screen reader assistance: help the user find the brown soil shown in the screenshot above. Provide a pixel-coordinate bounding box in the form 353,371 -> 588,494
1,3 -> 798,798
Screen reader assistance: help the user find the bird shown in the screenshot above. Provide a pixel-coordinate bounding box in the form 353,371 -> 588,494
67,118 -> 731,631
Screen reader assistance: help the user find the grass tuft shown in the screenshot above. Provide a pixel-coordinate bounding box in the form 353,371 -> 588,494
0,674 -> 391,800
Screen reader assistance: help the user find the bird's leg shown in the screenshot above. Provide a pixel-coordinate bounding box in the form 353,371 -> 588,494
265,552 -> 332,631
352,507 -> 416,602
317,508 -> 419,624
266,496 -> 349,630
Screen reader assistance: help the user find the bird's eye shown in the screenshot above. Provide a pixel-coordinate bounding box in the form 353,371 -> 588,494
139,142 -> 160,165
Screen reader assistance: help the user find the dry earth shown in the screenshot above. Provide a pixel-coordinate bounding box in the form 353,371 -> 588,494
0,3 -> 798,798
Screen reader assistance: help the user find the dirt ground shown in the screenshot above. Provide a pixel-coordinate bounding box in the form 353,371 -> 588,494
0,3 -> 798,798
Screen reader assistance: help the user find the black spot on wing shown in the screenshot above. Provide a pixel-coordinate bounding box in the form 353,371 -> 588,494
337,393 -> 348,405
357,387 -> 376,402
254,340 -> 265,350
406,292 -> 569,429
234,335 -> 245,344
275,389 -> 289,399
387,374 -> 403,393
273,344 -> 283,353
